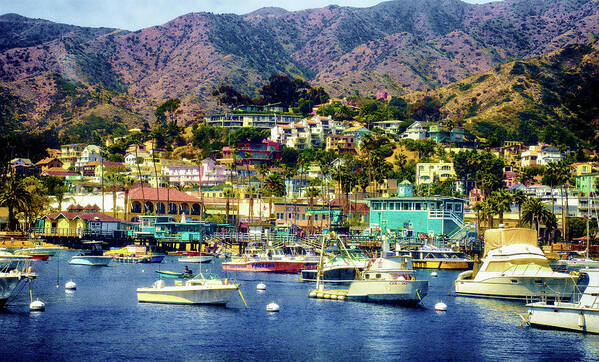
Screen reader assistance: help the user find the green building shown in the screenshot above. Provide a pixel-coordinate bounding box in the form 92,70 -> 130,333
367,196 -> 467,238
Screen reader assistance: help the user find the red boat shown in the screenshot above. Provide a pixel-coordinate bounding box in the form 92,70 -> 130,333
222,245 -> 319,273
29,254 -> 51,261
222,260 -> 318,273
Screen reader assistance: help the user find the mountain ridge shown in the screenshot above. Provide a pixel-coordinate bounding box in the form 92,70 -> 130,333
0,0 -> 598,129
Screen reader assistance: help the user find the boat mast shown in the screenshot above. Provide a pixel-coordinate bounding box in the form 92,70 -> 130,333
316,235 -> 326,291
587,175 -> 591,259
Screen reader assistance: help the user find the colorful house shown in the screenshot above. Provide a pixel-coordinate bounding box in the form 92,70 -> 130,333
37,205 -> 126,238
368,194 -> 467,237
128,187 -> 203,222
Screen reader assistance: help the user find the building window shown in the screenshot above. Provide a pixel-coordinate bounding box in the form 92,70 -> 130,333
315,215 -> 319,221
389,203 -> 395,211
415,203 -> 421,210
455,203 -> 462,212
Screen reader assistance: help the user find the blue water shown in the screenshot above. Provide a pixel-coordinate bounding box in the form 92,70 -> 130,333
2,252 -> 599,361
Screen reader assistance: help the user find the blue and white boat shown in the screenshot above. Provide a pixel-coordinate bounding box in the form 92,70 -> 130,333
69,241 -> 112,266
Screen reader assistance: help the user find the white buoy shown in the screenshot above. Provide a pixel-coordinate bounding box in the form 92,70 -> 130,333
30,299 -> 45,312
257,283 -> 266,291
434,302 -> 447,311
65,281 -> 77,290
431,271 -> 438,277
266,302 -> 280,312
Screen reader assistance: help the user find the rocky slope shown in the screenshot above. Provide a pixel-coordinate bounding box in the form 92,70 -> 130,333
0,0 -> 598,129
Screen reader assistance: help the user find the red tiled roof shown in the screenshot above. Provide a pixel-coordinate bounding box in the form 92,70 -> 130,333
44,212 -> 124,222
42,168 -> 79,177
128,187 -> 201,203
36,157 -> 61,166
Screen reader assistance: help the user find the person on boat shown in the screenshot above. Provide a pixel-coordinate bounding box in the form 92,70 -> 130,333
184,266 -> 192,274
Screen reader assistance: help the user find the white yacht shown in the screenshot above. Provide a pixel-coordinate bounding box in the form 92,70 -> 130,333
137,273 -> 240,305
526,268 -> 599,333
0,256 -> 36,307
454,228 -> 577,300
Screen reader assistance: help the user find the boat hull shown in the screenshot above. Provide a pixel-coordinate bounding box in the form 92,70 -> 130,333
155,270 -> 193,279
0,273 -> 26,307
223,261 -> 318,273
178,256 -> 214,264
137,284 -> 238,305
69,256 -> 112,266
528,303 -> 599,334
114,255 -> 165,263
454,273 -> 576,300
346,280 -> 428,304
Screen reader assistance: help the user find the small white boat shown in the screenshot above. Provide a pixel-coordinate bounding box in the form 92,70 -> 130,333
454,228 -> 577,300
178,255 -> 214,264
69,241 -> 112,266
137,273 -> 240,305
344,256 -> 428,304
527,268 -> 599,333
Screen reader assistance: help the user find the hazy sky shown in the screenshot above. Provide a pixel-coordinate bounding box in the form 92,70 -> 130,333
1,0 -> 493,31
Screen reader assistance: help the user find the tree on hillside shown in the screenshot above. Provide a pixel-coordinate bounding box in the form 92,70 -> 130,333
263,172 -> 285,222
0,177 -> 31,231
212,86 -> 252,107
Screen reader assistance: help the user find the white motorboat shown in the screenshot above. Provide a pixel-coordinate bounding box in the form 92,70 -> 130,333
137,273 -> 240,305
551,252 -> 599,271
345,255 -> 428,304
454,228 -> 577,300
309,236 -> 428,305
178,255 -> 214,264
526,268 -> 599,333
69,241 -> 112,266
0,251 -> 33,270
300,249 -> 370,283
0,258 -> 36,307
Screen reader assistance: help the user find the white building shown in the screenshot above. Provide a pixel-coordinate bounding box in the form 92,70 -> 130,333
400,121 -> 427,140
416,162 -> 456,185
75,145 -> 102,170
270,115 -> 342,150
521,144 -> 563,168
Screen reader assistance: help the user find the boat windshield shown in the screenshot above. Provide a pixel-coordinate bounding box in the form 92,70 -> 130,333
485,259 -> 552,273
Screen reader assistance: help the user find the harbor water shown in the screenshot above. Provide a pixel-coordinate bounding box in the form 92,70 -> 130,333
2,252 -> 599,361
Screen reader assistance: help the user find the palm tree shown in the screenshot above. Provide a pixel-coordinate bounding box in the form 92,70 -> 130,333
0,177 -> 32,231
543,162 -> 559,215
305,186 -> 320,234
511,189 -> 528,224
122,176 -> 136,221
522,197 -> 556,243
263,173 -> 285,222
554,161 -> 573,240
105,173 -> 123,218
490,189 -> 512,226
245,185 -> 257,223
53,183 -> 70,212
223,187 -> 235,225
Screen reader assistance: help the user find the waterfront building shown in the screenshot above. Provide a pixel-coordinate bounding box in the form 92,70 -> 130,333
368,195 -> 467,237
128,187 -> 203,222
415,162 -> 456,185
273,201 -> 343,232
37,204 -> 126,238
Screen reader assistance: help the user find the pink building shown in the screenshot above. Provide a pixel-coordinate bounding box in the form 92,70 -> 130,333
376,91 -> 390,100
